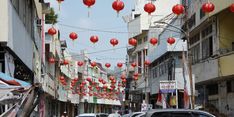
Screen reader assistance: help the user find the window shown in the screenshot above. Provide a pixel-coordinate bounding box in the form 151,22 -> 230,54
207,84 -> 218,95
190,33 -> 200,46
11,0 -> 19,13
191,44 -> 200,64
200,8 -> 206,19
188,14 -> 196,29
143,36 -> 148,42
227,80 -> 234,93
137,39 -> 142,45
202,36 -> 213,59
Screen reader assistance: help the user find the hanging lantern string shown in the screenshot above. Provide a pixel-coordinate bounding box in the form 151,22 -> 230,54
64,46 -> 129,58
58,23 -> 182,34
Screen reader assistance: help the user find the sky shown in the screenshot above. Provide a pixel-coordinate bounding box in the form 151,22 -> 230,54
47,0 -> 134,69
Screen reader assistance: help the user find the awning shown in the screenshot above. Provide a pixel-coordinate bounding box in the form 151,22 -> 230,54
0,72 -> 31,87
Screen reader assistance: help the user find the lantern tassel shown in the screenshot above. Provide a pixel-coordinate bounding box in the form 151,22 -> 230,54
117,12 -> 119,17
88,7 -> 91,17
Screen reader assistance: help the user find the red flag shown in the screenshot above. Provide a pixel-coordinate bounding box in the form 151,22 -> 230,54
156,90 -> 162,106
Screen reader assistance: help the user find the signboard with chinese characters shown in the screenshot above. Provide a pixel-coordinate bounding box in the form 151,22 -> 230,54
159,80 -> 177,93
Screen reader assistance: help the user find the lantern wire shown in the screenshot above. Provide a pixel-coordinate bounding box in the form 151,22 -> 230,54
57,23 -> 182,35
64,46 -> 130,58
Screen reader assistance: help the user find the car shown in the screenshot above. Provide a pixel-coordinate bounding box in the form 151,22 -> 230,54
129,112 -> 146,117
97,113 -> 109,117
108,113 -> 121,117
145,109 -> 216,117
77,113 -> 97,117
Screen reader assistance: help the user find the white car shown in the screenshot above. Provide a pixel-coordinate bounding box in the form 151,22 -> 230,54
108,113 -> 121,117
77,113 -> 97,117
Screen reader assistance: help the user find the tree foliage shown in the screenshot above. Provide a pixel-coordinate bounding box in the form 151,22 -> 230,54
45,8 -> 58,24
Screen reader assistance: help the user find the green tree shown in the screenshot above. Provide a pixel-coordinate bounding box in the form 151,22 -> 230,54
45,8 -> 58,24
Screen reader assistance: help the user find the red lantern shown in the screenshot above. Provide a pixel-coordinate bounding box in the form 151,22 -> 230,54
144,60 -> 150,66
49,58 -> 55,64
133,77 -> 138,81
121,75 -> 126,80
90,35 -> 99,44
133,73 -> 138,77
60,76 -> 65,81
105,63 -> 111,68
110,38 -> 119,46
150,38 -> 158,46
80,84 -> 84,88
118,84 -> 122,87
69,32 -> 78,41
77,61 -> 84,67
117,62 -> 123,68
111,85 -> 116,89
144,3 -> 156,15
71,83 -> 75,87
128,38 -> 137,46
93,92 -> 97,96
92,81 -> 96,85
112,0 -> 124,14
202,2 -> 215,13
172,4 -> 185,15
82,81 -> 86,85
111,80 -> 116,84
83,0 -> 95,8
230,3 -> 234,12
122,79 -> 126,83
102,80 -> 106,85
90,61 -> 96,67
109,76 -> 115,81
96,86 -> 100,90
98,78 -> 103,82
131,62 -> 137,68
167,37 -> 176,45
48,27 -> 57,36
88,85 -> 92,89
103,85 -> 108,89
63,60 -> 69,65
74,78 -> 79,82
86,77 -> 92,82
89,92 -> 93,96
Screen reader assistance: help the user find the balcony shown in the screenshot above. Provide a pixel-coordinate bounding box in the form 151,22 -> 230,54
42,74 -> 56,97
219,52 -> 234,77
128,13 -> 150,38
192,59 -> 219,83
149,38 -> 187,62
150,68 -> 186,94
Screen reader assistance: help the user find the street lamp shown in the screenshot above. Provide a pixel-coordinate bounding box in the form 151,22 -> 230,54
152,21 -> 195,109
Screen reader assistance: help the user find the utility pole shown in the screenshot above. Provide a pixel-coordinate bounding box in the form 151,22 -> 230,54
184,2 -> 195,109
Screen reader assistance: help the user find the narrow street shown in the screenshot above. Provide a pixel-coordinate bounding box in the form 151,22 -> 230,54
0,0 -> 234,117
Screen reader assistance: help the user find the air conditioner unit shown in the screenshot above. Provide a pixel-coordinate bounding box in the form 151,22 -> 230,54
36,19 -> 42,27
